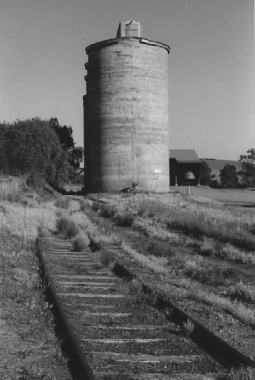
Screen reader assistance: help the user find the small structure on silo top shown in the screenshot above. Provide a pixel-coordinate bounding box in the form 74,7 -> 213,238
83,21 -> 170,193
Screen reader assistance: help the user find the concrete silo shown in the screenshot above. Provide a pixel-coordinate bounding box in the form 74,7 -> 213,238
83,20 -> 170,192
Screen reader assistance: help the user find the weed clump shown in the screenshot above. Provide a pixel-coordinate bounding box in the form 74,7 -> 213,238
99,250 -> 115,267
79,199 -> 91,213
55,197 -> 71,209
114,212 -> 135,227
56,216 -> 79,239
72,233 -> 89,252
99,204 -> 116,218
91,201 -> 101,212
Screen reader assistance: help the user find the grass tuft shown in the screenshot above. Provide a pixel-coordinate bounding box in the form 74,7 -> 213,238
182,318 -> 195,336
229,367 -> 255,380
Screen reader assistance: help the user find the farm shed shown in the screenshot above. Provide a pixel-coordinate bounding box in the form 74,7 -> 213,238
170,149 -> 201,186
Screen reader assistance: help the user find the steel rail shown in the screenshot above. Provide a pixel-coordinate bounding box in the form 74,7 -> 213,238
112,261 -> 255,370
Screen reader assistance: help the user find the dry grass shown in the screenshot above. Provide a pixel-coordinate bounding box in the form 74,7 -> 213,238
63,194 -> 255,332
0,200 -> 56,243
118,240 -> 255,328
133,194 -> 255,246
0,199 -> 70,379
122,195 -> 255,264
133,217 -> 187,244
229,367 -> 255,380
120,241 -> 168,275
0,177 -> 26,202
182,255 -> 237,286
226,282 -> 255,304
200,237 -> 255,264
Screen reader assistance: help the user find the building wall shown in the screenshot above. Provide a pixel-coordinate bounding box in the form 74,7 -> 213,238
84,37 -> 170,193
170,160 -> 201,186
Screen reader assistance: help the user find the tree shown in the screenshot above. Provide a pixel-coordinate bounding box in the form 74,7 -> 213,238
49,118 -> 74,150
220,164 -> 239,188
240,149 -> 255,187
49,118 -> 83,179
0,118 -> 69,188
199,160 -> 211,186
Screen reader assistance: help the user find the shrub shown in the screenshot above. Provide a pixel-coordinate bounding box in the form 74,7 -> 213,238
55,197 -> 71,209
99,250 -> 115,267
56,216 -> 79,239
72,233 -> 89,252
114,212 -> 135,227
91,201 -> 101,212
147,243 -> 175,258
37,225 -> 51,238
99,204 -> 116,218
79,199 -> 91,212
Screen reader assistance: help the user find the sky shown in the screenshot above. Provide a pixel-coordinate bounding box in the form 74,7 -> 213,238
0,0 -> 254,160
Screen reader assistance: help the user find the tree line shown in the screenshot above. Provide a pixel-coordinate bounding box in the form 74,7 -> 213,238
0,117 -> 83,189
199,149 -> 255,189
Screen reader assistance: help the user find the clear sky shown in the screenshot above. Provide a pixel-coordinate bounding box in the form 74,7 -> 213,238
0,0 -> 254,160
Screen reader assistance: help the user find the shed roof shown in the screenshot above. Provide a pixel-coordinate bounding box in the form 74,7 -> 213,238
169,149 -> 200,163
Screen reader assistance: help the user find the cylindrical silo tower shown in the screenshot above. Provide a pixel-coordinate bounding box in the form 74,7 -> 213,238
84,20 -> 170,193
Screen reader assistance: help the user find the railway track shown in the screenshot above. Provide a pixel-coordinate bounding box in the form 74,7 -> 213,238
36,235 -> 231,380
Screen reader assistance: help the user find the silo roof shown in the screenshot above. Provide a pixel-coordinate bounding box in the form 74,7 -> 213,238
86,37 -> 170,54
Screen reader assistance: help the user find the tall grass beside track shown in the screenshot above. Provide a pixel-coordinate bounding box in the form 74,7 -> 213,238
77,195 -> 255,331
32,195 -> 255,377
0,176 -> 27,203
134,196 -> 255,250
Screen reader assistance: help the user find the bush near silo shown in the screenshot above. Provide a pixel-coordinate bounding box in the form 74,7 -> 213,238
99,204 -> 117,218
91,201 -> 101,212
56,216 -> 79,239
72,232 -> 90,252
55,197 -> 71,210
114,212 -> 135,227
